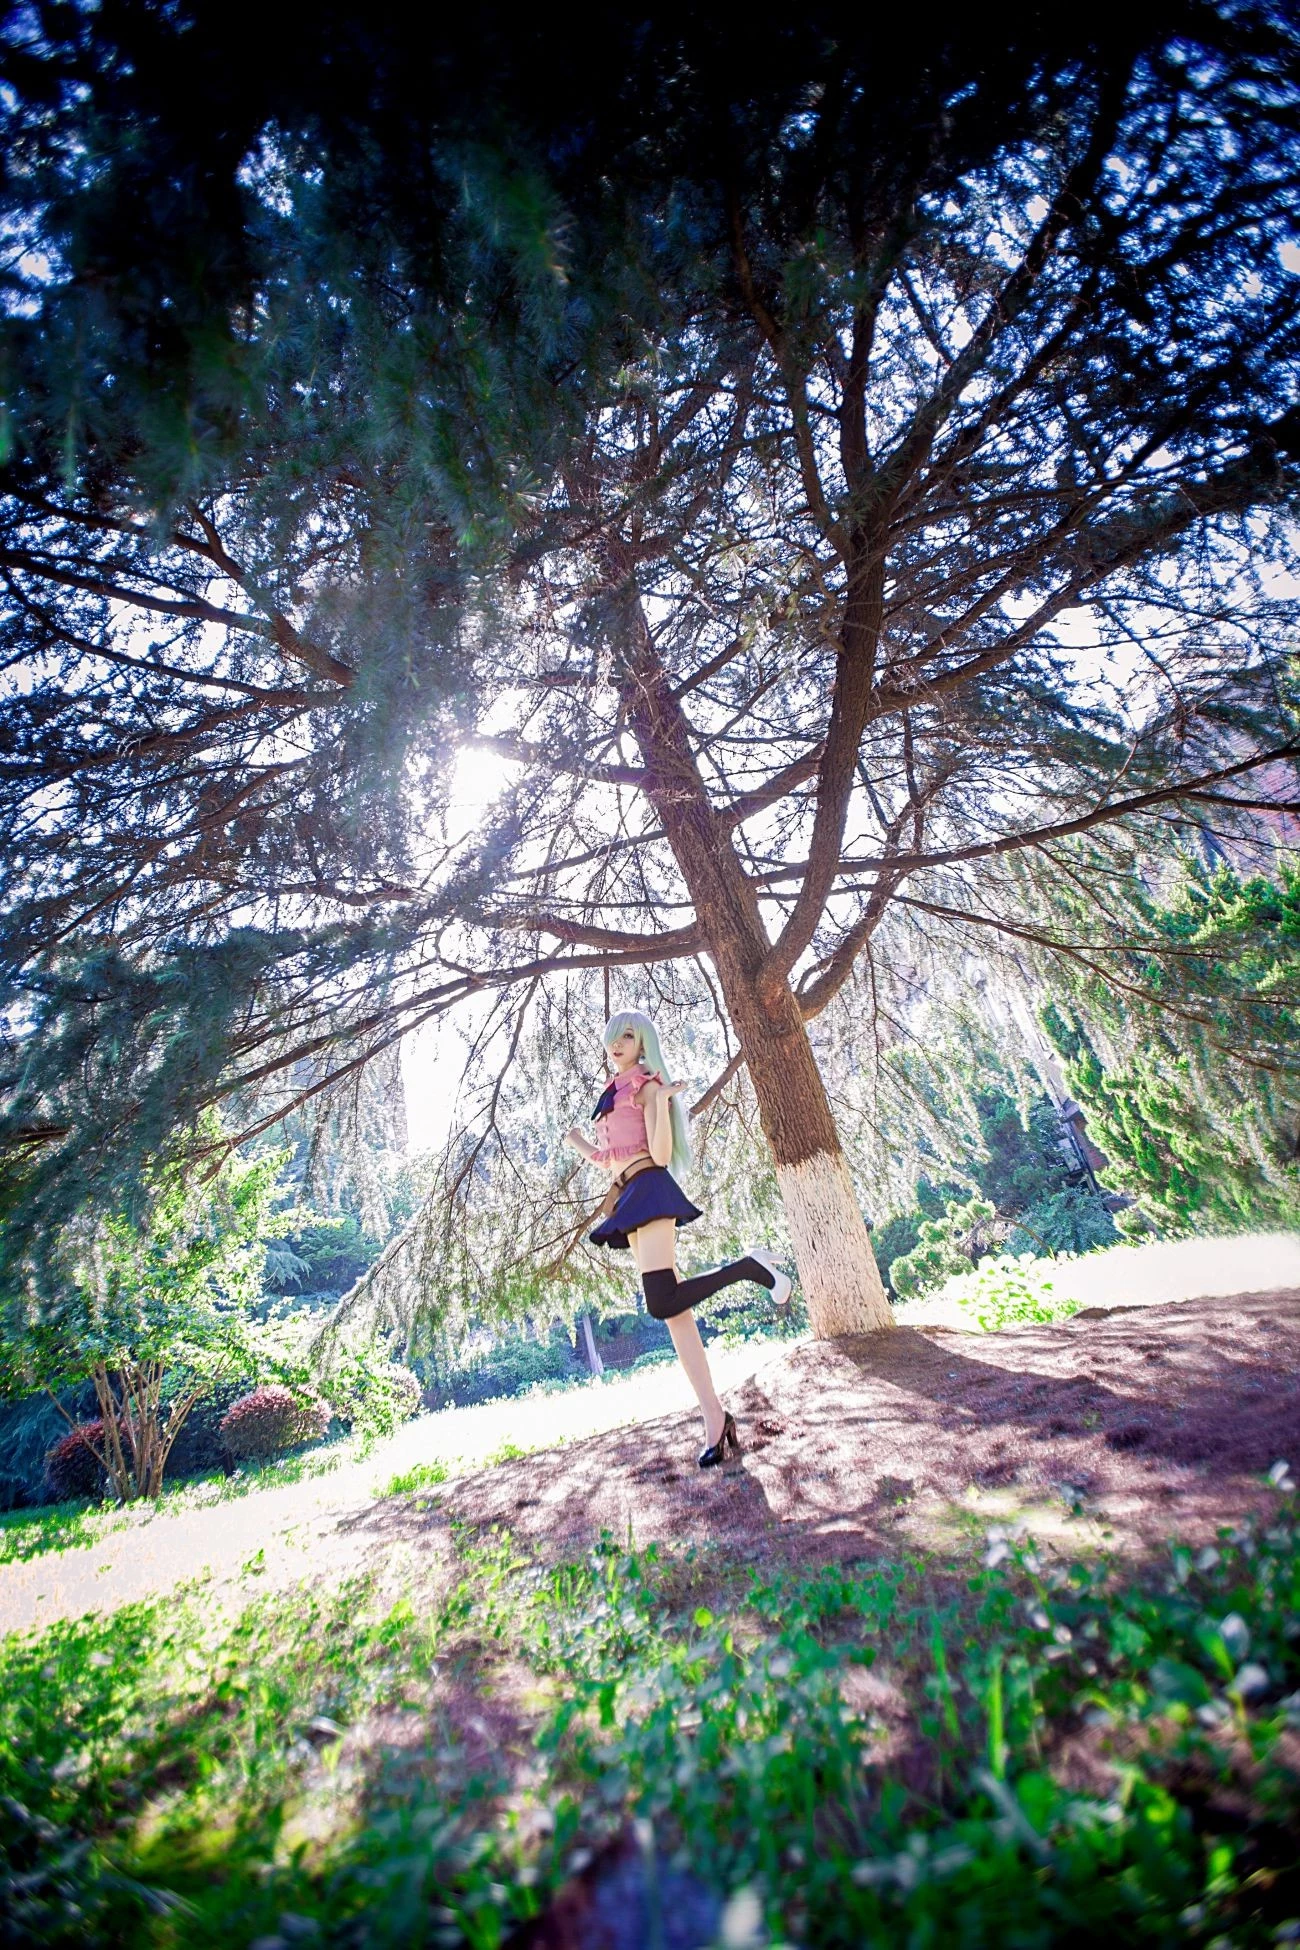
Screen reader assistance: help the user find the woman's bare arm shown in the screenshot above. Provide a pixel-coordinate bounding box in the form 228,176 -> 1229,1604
639,1079 -> 673,1167
563,1124 -> 600,1162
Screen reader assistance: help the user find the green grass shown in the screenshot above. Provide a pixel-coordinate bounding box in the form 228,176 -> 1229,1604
378,1458 -> 452,1497
0,1442 -> 356,1568
2,1494 -> 1297,1947
0,1496 -> 109,1564
483,1439 -> 533,1466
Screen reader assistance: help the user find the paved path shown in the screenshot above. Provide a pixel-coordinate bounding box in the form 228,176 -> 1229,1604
895,1230 -> 1300,1326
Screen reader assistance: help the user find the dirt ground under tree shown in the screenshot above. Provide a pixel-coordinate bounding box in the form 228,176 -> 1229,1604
3,1268 -> 1298,1641
402,1289 -> 1300,1574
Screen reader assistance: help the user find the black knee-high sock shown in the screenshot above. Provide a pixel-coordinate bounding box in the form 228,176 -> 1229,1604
642,1257 -> 774,1322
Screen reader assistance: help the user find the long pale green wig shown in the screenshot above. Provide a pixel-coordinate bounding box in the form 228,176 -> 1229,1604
603,1009 -> 692,1179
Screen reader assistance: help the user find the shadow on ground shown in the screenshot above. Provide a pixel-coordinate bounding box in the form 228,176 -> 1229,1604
344,1289 -> 1300,1574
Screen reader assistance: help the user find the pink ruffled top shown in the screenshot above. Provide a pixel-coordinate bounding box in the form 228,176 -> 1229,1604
591,1064 -> 662,1168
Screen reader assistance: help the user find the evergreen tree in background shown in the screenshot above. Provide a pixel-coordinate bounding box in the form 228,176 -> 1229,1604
1041,864 -> 1300,1233
870,1079 -> 1119,1295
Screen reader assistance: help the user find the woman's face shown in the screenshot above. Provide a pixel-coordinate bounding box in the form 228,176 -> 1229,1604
606,1028 -> 641,1071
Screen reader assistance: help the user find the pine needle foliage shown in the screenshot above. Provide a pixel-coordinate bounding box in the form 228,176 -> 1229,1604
1040,863 -> 1300,1233
0,4 -> 1297,1305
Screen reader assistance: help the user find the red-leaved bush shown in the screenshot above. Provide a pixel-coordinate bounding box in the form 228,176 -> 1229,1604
218,1385 -> 330,1461
43,1421 -> 110,1502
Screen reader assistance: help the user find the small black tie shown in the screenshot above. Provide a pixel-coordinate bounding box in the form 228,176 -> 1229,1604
592,1080 -> 617,1121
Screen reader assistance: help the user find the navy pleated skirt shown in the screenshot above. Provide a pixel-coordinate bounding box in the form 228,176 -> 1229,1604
589,1166 -> 704,1251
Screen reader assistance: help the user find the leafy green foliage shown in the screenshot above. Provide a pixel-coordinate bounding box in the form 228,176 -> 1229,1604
0,1143 -> 276,1401
973,1091 -> 1086,1218
890,1196 -> 998,1300
1009,1183 -> 1121,1257
870,1211 -> 924,1288
0,1138 -> 280,1501
1,1495 -> 1297,1946
380,1459 -> 449,1497
875,1082 -> 1116,1296
318,1355 -> 423,1440
1041,864 -> 1300,1234
0,1576 -> 457,1946
939,1255 -> 1082,1331
420,1325 -> 582,1409
262,1213 -> 379,1301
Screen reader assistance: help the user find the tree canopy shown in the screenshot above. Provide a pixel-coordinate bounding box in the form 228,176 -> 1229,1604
2,4 -> 1297,1325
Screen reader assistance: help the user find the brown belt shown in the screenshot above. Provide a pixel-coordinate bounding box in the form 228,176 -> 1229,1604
598,1153 -> 657,1218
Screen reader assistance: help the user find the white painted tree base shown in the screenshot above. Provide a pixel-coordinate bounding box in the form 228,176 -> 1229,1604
776,1149 -> 893,1338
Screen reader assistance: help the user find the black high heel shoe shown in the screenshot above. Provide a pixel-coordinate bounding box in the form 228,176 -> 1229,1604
698,1412 -> 740,1469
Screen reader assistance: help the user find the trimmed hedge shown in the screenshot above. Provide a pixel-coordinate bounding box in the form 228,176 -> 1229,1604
219,1386 -> 330,1461
0,1387 -> 99,1506
43,1422 -> 109,1502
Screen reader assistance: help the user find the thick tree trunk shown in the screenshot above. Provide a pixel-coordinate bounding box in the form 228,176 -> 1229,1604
720,963 -> 892,1337
772,1148 -> 888,1336
610,579 -> 893,1338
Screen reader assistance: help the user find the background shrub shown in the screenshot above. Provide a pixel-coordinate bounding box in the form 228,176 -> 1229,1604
890,1196 -> 998,1300
43,1422 -> 109,1501
0,1386 -> 99,1506
423,1327 -> 581,1408
941,1253 -> 1082,1330
325,1358 -> 423,1438
0,1470 -> 28,1511
261,1212 -> 380,1305
1009,1183 -> 1118,1255
162,1376 -> 249,1480
872,1212 -> 925,1295
376,1361 -> 421,1424
219,1386 -> 330,1461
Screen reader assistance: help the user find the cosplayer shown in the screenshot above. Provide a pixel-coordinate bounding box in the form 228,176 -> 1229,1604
564,1009 -> 792,1467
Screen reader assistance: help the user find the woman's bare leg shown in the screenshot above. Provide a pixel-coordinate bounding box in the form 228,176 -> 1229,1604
632,1219 -> 726,1445
665,1313 -> 727,1448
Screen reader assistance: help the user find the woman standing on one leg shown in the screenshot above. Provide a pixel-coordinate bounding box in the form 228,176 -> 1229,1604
564,1009 -> 792,1468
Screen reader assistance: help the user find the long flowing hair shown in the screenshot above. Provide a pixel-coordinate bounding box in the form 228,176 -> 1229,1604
602,1009 -> 692,1179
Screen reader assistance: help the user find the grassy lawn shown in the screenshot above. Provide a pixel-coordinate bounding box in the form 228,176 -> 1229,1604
0,1441 -> 360,1569
2,1477 -> 1297,1948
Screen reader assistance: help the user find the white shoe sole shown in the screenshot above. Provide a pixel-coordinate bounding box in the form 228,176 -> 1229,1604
750,1249 -> 793,1307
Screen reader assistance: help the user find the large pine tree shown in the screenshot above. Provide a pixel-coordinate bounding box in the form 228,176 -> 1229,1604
2,5 -> 1297,1330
